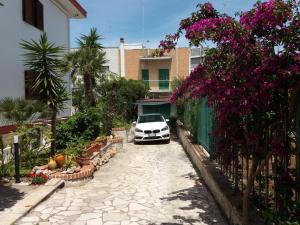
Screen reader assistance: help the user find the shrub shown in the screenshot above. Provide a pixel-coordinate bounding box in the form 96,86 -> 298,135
56,107 -> 103,149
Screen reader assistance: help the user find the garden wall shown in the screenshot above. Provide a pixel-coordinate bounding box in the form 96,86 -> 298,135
177,123 -> 243,225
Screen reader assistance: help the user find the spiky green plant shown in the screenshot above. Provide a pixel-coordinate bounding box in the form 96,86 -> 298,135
20,33 -> 68,156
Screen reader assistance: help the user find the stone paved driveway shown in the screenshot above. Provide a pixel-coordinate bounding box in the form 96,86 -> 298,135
16,139 -> 227,225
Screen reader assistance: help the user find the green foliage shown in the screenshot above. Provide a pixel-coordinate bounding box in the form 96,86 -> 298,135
0,98 -> 49,125
97,77 -> 149,122
190,100 -> 199,143
31,174 -> 48,185
56,107 -> 103,149
262,209 -> 300,225
72,82 -> 86,112
20,33 -> 67,110
20,33 -> 68,155
113,116 -> 131,129
63,139 -> 87,158
66,28 -> 107,107
171,77 -> 184,91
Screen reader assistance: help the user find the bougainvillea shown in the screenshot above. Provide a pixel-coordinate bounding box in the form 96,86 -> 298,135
161,0 -> 300,224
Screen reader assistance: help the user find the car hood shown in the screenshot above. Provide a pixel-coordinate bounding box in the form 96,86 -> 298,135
136,122 -> 168,131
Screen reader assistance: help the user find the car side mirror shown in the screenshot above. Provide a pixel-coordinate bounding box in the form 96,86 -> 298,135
132,121 -> 137,126
165,119 -> 169,123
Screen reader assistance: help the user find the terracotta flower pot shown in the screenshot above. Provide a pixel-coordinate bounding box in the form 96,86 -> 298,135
75,156 -> 90,166
54,154 -> 65,168
48,158 -> 57,170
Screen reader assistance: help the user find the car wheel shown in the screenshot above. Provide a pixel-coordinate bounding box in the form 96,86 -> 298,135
165,139 -> 170,144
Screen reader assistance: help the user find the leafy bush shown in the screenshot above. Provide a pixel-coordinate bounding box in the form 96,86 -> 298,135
113,116 -> 131,129
56,107 -> 103,149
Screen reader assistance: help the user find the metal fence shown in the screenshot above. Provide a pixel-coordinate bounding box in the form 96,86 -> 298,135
181,96 -> 300,221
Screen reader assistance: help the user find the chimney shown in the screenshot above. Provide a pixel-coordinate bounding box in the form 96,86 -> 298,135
120,38 -> 125,77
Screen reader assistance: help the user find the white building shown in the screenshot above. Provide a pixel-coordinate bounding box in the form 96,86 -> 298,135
0,0 -> 86,117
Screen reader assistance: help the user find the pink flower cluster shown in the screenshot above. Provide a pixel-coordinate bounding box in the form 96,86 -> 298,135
167,0 -> 300,163
185,17 -> 237,43
240,0 -> 293,31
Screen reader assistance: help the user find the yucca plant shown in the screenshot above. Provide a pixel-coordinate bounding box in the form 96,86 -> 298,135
20,33 -> 68,156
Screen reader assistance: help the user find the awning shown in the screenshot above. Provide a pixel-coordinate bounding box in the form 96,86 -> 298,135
135,98 -> 170,106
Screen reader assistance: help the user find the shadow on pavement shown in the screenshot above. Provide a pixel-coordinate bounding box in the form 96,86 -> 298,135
134,135 -> 179,146
0,184 -> 25,211
150,172 -> 227,225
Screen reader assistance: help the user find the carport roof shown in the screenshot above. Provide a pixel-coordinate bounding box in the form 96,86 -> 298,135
135,98 -> 170,105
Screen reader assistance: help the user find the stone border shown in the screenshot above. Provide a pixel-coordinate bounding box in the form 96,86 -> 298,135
112,127 -> 126,131
3,178 -> 64,225
177,124 -> 243,225
108,137 -> 124,144
49,164 -> 94,181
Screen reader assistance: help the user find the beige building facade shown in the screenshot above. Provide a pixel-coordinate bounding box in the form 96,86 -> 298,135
104,38 -> 203,118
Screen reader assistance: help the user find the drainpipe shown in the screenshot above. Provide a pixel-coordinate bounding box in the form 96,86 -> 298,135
120,38 -> 125,77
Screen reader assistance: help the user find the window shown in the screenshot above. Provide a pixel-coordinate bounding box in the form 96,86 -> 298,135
23,0 -> 44,30
25,70 -> 39,100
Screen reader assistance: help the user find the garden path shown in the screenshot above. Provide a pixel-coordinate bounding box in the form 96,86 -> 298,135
16,138 -> 227,225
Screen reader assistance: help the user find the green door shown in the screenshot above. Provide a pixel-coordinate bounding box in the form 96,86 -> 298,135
142,69 -> 149,87
159,69 -> 169,90
143,104 -> 170,119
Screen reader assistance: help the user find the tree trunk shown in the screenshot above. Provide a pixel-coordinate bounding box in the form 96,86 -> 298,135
83,73 -> 96,107
50,109 -> 57,156
242,157 -> 258,225
106,83 -> 117,136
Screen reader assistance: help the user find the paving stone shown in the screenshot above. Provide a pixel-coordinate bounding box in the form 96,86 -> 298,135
87,219 -> 103,225
77,212 -> 102,221
58,210 -> 82,216
21,216 -> 39,222
16,141 -> 227,225
128,203 -> 149,211
103,213 -> 129,221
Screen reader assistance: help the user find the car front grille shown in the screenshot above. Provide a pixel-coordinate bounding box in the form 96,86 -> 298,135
144,136 -> 162,140
144,130 -> 152,134
153,129 -> 160,133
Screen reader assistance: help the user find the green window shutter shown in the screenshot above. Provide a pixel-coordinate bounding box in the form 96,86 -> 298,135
159,69 -> 169,90
141,70 -> 149,87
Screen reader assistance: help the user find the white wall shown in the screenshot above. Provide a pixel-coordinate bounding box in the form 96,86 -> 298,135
103,48 -> 120,75
0,0 -> 71,116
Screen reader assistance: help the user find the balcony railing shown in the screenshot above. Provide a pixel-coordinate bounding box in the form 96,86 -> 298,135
142,80 -> 170,92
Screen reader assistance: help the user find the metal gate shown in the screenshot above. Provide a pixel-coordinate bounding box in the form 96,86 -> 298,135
197,98 -> 214,154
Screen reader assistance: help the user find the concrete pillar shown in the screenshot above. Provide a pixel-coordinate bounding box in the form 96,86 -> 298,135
120,38 -> 125,77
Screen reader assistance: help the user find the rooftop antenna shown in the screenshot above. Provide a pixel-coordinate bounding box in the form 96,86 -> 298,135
142,0 -> 145,46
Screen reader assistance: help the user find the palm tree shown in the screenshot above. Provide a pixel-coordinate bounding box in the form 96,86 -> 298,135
65,28 -> 107,108
20,33 -> 67,156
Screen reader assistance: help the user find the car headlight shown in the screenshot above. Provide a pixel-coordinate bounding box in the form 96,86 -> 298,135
161,126 -> 169,131
135,128 -> 143,132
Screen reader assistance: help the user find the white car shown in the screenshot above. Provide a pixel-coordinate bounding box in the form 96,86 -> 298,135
133,114 -> 170,144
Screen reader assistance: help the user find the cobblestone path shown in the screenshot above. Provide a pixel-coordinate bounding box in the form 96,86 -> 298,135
16,139 -> 227,225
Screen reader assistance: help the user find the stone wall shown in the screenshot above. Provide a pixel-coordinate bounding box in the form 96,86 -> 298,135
177,124 -> 243,225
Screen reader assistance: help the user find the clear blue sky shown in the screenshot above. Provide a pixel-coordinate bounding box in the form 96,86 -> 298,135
70,0 -> 257,48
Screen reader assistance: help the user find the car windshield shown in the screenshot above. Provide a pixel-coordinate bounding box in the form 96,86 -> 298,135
138,115 -> 164,123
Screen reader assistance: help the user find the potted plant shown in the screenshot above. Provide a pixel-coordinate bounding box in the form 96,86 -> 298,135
54,153 -> 65,168
95,135 -> 107,147
64,140 -> 90,166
